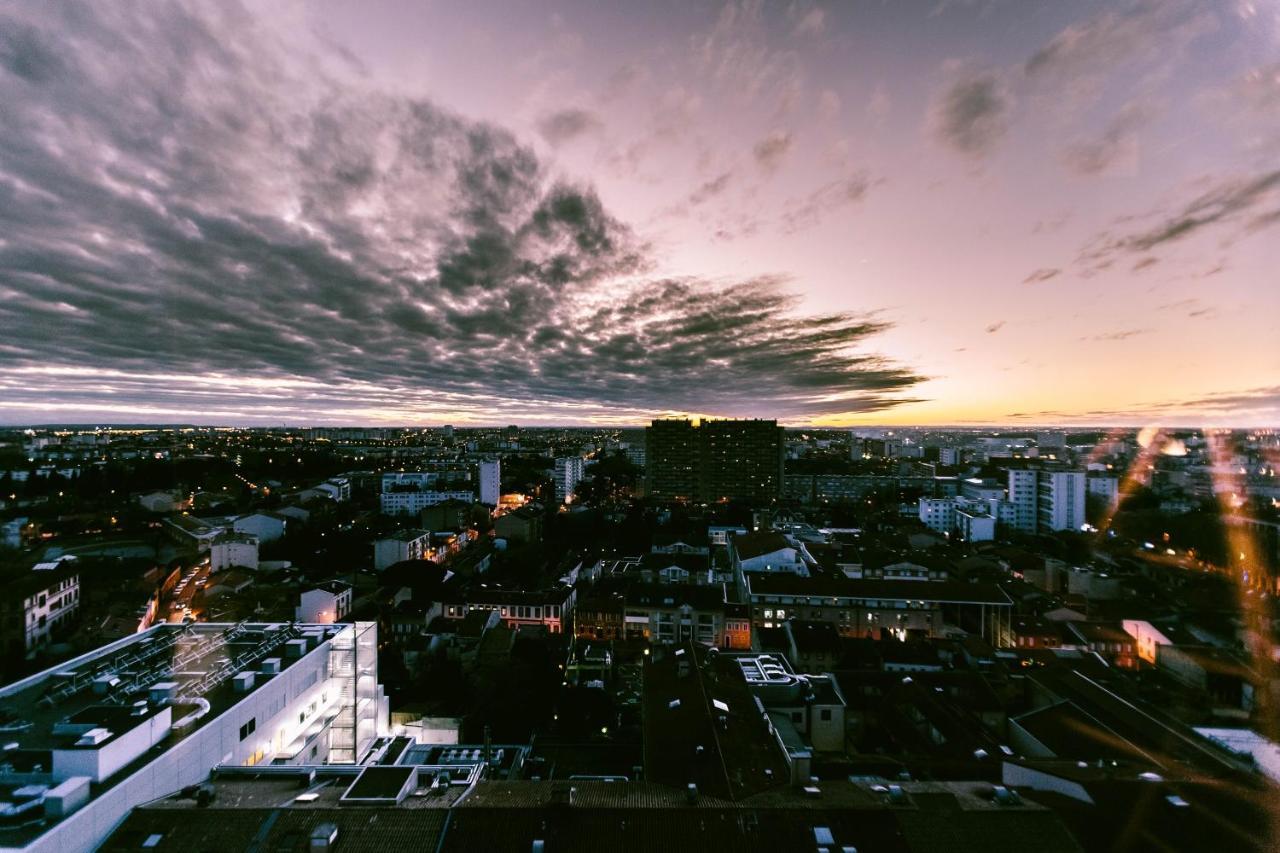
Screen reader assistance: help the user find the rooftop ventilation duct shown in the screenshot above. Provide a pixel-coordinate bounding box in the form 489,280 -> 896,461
75,728 -> 111,746
149,682 -> 178,704
92,675 -> 120,695
992,785 -> 1021,806
309,823 -> 338,850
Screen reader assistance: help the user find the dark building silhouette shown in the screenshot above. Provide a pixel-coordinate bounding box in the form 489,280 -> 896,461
645,418 -> 784,503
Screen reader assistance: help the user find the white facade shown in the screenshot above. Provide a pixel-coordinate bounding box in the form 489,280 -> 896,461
918,498 -> 955,534
955,506 -> 996,542
380,490 -> 474,516
1040,470 -> 1086,532
210,534 -> 259,572
734,537 -> 809,577
1087,474 -> 1120,509
373,529 -> 431,570
23,567 -> 80,652
1007,469 -> 1039,534
296,584 -> 353,623
137,491 -> 182,513
1003,469 -> 1087,534
553,456 -> 585,503
310,477 -> 350,502
961,478 -> 1005,502
478,459 -> 501,506
232,512 -> 287,543
0,622 -> 387,853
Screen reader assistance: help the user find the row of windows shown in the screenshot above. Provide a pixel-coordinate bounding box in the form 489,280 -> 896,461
755,596 -> 930,610
446,603 -> 563,620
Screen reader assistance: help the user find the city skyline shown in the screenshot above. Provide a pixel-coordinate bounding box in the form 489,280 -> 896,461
1,1 -> 1276,427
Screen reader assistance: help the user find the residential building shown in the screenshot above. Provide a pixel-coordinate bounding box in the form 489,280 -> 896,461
209,532 -> 259,572
1039,470 -> 1087,532
731,651 -> 847,752
296,581 -> 353,624
0,558 -> 81,658
441,588 -> 573,634
644,418 -> 784,502
162,514 -> 223,552
231,512 -> 288,543
477,459 -> 501,506
1006,469 -> 1087,534
1008,469 -> 1039,534
730,531 -> 809,576
373,529 -> 431,570
1086,474 -> 1120,510
698,418 -> 785,503
918,497 -> 955,534
493,505 -> 543,544
311,476 -> 351,502
137,490 -> 185,513
380,490 -> 475,516
552,456 -> 584,503
954,500 -> 997,542
643,419 -> 698,500
744,574 -> 1013,646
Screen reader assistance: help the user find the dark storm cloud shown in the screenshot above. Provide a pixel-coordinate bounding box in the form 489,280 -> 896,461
536,108 -> 603,146
0,2 -> 921,423
931,71 -> 1008,158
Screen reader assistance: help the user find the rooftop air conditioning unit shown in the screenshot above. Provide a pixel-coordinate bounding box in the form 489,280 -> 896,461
75,728 -> 112,746
149,682 -> 178,704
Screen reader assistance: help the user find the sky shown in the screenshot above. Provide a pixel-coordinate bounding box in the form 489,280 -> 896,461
0,0 -> 1277,427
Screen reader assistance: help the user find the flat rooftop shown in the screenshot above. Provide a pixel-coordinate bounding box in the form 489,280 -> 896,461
0,622 -> 346,847
100,774 -> 1084,853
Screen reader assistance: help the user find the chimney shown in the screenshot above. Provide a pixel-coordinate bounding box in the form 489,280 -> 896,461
685,783 -> 698,805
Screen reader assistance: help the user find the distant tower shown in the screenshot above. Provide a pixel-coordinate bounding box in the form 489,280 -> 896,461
478,459 -> 501,506
553,456 -> 584,503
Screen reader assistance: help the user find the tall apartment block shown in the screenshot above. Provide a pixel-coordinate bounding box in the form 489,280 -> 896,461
1006,468 -> 1086,534
644,420 -> 699,501
645,419 -> 785,503
553,456 -> 585,503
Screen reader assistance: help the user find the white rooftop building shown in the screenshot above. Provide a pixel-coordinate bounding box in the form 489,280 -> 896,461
0,622 -> 386,853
